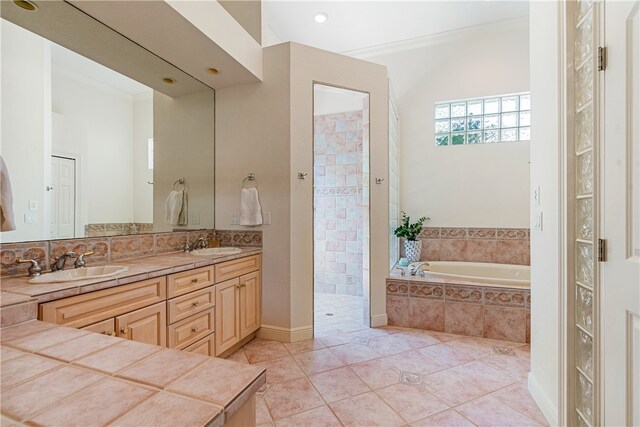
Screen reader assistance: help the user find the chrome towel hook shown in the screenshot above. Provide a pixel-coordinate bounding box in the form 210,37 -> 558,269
298,172 -> 308,180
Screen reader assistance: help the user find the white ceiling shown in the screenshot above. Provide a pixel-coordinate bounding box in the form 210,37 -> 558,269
263,0 -> 530,55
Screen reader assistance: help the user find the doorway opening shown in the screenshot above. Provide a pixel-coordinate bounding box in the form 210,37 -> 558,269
49,155 -> 76,239
313,83 -> 370,335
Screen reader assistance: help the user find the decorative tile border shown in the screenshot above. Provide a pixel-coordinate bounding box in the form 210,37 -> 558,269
386,280 -> 409,296
84,223 -> 153,237
409,283 -> 444,300
484,287 -> 527,308
445,285 -> 483,303
0,229 -> 262,277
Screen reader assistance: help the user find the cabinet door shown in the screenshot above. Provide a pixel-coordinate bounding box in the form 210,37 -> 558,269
81,318 -> 116,337
239,271 -> 261,339
184,333 -> 215,357
116,302 -> 166,347
215,278 -> 240,355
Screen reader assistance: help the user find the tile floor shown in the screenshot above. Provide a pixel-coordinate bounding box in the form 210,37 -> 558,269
314,293 -> 365,335
226,293 -> 548,427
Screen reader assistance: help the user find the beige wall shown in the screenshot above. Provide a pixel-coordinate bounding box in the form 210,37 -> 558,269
218,0 -> 262,45
528,2 -> 562,425
216,43 -> 389,337
153,91 -> 216,232
368,26 -> 530,228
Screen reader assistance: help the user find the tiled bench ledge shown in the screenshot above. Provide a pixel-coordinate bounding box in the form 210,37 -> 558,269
386,277 -> 530,343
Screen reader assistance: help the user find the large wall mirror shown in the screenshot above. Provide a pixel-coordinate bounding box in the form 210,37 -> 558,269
0,1 -> 215,244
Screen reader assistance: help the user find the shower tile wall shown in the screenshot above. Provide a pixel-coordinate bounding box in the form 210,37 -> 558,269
314,110 -> 365,296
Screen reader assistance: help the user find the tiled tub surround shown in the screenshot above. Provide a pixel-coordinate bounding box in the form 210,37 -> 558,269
0,229 -> 262,277
314,110 -> 366,297
0,320 -> 265,426
408,227 -> 531,265
386,277 -> 531,343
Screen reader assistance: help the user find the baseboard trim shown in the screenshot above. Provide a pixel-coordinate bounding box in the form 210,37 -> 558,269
370,313 -> 388,328
257,324 -> 313,343
528,372 -> 558,426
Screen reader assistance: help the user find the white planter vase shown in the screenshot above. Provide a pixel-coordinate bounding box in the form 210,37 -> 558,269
404,240 -> 422,262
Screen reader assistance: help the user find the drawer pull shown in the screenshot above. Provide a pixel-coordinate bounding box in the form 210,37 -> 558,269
102,331 -> 117,337
192,301 -> 200,307
120,327 -> 129,335
191,278 -> 198,283
191,327 -> 199,333
241,283 -> 246,288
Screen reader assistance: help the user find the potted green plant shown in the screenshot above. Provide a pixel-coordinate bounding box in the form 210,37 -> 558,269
394,211 -> 429,262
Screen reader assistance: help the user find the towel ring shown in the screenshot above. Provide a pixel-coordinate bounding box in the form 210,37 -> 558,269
173,178 -> 187,191
241,173 -> 257,189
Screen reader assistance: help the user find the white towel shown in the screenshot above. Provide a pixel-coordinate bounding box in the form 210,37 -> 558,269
240,187 -> 262,226
165,190 -> 188,226
0,156 -> 16,232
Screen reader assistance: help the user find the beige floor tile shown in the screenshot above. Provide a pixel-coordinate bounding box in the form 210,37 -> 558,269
275,405 -> 342,427
27,378 -> 155,427
244,339 -> 290,364
1,366 -> 102,421
226,348 -> 250,364
376,382 -> 449,423
368,334 -> 415,356
382,350 -> 444,375
456,394 -> 545,426
350,358 -> 401,390
328,343 -> 382,365
422,361 -> 518,406
410,409 -> 475,426
284,338 -> 326,354
1,354 -> 62,391
255,355 -> 306,384
480,352 -> 531,380
108,391 -> 223,426
490,383 -> 549,426
263,377 -> 325,420
318,332 -> 355,348
293,348 -> 345,376
309,366 -> 370,403
329,391 -> 405,427
445,337 -> 523,359
416,344 -> 474,370
73,339 -> 162,374
256,397 -> 274,425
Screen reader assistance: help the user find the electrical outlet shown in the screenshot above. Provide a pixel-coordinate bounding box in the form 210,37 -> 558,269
189,212 -> 200,225
29,200 -> 38,211
263,212 -> 271,225
533,211 -> 543,231
24,213 -> 38,224
231,213 -> 240,225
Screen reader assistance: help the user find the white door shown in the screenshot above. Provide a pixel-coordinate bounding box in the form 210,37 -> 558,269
601,1 -> 640,425
50,156 -> 75,239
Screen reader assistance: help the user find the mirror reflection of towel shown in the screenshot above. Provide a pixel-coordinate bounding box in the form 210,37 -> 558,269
0,156 -> 16,232
240,187 -> 262,226
165,190 -> 187,226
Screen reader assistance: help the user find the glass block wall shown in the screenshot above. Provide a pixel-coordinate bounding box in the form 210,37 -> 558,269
389,98 -> 400,269
572,0 -> 597,425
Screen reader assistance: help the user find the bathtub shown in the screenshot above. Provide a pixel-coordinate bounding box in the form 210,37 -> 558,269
387,261 -> 531,342
393,261 -> 530,288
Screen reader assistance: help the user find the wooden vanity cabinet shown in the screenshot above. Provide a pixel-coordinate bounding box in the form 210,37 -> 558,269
81,318 -> 116,336
116,302 -> 166,346
215,256 -> 261,356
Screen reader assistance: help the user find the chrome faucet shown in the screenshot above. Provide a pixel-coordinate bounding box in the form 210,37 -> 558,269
394,267 -> 406,277
74,251 -> 94,268
51,252 -> 78,271
409,262 -> 430,277
16,259 -> 42,277
188,237 -> 208,251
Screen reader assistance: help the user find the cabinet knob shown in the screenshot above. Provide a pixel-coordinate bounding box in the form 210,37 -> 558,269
191,327 -> 199,333
191,278 -> 198,283
192,301 -> 200,307
120,328 -> 129,335
110,331 -> 116,337
241,283 -> 246,288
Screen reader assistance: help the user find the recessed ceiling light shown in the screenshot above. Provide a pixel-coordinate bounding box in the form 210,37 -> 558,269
13,0 -> 38,11
207,68 -> 220,75
162,77 -> 176,84
314,12 -> 328,24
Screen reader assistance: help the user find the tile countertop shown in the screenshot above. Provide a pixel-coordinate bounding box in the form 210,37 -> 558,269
0,320 -> 266,427
0,247 -> 262,305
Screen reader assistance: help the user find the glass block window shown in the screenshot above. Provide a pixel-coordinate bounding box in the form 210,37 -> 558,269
434,93 -> 531,146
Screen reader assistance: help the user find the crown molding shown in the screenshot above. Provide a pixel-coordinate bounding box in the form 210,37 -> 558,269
343,16 -> 530,59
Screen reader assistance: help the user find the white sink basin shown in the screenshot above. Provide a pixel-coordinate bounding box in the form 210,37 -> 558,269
29,266 -> 129,284
191,247 -> 243,256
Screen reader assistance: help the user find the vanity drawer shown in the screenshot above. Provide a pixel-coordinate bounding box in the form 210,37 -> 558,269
183,333 -> 215,357
167,266 -> 214,298
81,318 -> 116,337
167,286 -> 215,324
167,308 -> 215,350
215,255 -> 261,283
39,277 -> 167,328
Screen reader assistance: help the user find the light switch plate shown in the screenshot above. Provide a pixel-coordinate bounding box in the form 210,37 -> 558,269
29,200 -> 38,211
533,211 -> 543,231
231,213 -> 240,225
24,213 -> 38,224
189,212 -> 200,225
533,186 -> 541,206
263,212 -> 271,225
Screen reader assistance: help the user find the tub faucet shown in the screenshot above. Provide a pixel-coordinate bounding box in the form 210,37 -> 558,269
394,267 -> 406,277
409,262 -> 430,276
51,252 -> 78,271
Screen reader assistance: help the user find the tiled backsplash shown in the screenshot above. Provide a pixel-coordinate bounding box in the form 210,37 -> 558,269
84,223 -> 154,237
402,227 -> 530,266
0,229 -> 261,277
